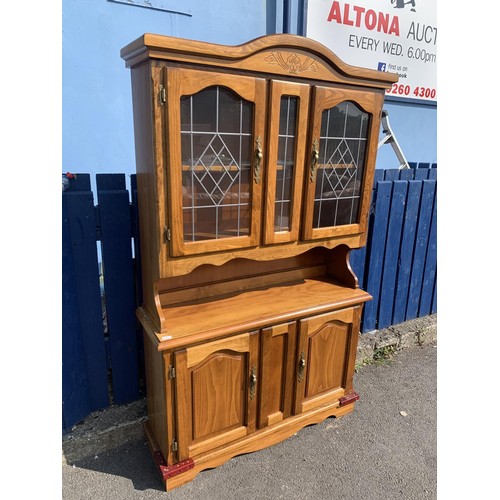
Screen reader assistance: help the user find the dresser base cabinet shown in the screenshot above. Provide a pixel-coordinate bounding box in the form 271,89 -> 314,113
140,308 -> 363,491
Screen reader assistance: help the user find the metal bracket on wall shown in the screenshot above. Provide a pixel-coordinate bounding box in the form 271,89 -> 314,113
378,110 -> 410,170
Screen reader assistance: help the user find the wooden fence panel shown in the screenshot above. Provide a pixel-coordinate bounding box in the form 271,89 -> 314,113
362,181 -> 392,332
399,169 -> 414,180
62,167 -> 437,429
417,162 -> 431,169
406,180 -> 436,320
377,181 -> 409,330
350,246 -> 367,291
62,195 -> 91,429
419,186 -> 437,317
350,188 -> 377,292
392,180 -> 423,325
96,174 -> 139,405
431,277 -> 437,314
383,169 -> 400,181
373,169 -> 385,183
62,175 -> 109,430
414,168 -> 430,180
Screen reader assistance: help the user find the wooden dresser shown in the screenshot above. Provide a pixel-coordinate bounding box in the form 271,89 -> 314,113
121,33 -> 397,490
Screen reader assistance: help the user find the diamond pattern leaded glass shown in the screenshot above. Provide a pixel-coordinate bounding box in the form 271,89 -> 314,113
180,87 -> 253,241
313,101 -> 369,228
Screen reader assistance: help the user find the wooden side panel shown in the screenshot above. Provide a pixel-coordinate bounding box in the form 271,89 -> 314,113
325,245 -> 358,289
259,322 -> 297,428
173,348 -> 190,461
143,332 -> 169,462
344,306 -> 362,395
130,61 -> 163,330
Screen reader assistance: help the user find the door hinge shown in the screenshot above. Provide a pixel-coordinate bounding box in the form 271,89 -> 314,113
172,439 -> 178,452
164,226 -> 171,243
159,84 -> 166,105
168,365 -> 176,379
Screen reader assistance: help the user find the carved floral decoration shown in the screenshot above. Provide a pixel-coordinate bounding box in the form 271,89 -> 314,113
265,52 -> 320,74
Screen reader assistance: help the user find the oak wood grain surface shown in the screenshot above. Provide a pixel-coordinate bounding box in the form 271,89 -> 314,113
156,277 -> 370,348
122,32 -> 395,491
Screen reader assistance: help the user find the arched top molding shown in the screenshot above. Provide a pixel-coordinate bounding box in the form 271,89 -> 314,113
121,33 -> 398,89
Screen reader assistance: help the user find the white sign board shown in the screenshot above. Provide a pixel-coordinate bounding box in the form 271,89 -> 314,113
305,0 -> 437,102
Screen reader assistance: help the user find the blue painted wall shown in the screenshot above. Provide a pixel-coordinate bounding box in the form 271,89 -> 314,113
62,0 -> 436,187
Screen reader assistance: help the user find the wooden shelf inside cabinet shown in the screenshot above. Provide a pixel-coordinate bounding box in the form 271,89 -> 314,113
146,274 -> 371,350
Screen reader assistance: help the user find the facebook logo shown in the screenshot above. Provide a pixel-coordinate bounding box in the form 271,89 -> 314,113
378,62 -> 387,71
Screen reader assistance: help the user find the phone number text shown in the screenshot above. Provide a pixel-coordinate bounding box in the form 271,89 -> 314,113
386,84 -> 436,99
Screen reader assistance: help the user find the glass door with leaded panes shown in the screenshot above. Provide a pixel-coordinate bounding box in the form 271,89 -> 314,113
165,68 -> 266,257
302,87 -> 383,241
264,81 -> 309,245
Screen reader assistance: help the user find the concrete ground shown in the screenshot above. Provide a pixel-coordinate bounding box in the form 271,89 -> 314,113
62,340 -> 437,500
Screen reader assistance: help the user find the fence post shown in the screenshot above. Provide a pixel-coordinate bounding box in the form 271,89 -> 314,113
97,174 -> 139,404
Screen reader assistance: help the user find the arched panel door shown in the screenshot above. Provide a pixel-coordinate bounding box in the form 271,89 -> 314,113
173,332 -> 259,460
302,87 -> 384,241
294,307 -> 362,415
165,68 -> 266,257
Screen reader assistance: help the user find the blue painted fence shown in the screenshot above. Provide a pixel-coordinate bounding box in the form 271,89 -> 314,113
62,164 -> 437,430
